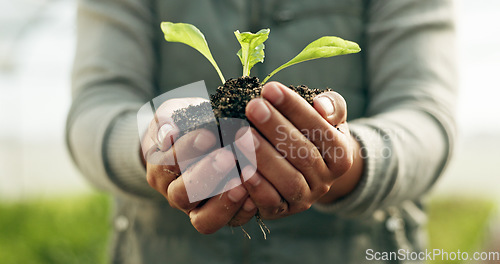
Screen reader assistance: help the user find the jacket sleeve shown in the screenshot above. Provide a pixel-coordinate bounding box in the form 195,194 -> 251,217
66,0 -> 162,199
314,0 -> 458,216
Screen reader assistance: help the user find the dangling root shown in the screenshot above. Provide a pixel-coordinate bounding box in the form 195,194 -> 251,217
256,212 -> 270,240
240,226 -> 251,239
234,212 -> 271,240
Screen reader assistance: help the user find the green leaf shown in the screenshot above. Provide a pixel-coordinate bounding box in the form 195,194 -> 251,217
161,22 -> 225,84
234,29 -> 270,77
262,36 -> 361,84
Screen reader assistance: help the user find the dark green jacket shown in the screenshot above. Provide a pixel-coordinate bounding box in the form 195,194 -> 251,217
67,0 -> 457,263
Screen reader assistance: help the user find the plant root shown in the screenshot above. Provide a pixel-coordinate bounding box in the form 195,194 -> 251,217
240,226 -> 251,239
256,212 -> 270,240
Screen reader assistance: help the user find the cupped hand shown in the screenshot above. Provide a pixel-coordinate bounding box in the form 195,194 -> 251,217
231,82 -> 363,222
142,97 -> 258,234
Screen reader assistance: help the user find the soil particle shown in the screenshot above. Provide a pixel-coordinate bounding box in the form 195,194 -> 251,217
172,76 -> 331,135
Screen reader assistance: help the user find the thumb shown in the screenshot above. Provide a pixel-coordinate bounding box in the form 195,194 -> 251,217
313,91 -> 347,126
151,97 -> 208,151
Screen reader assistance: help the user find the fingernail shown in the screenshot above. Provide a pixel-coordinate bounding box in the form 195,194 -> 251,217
158,123 -> 174,144
263,83 -> 284,105
243,199 -> 256,212
236,130 -> 259,151
193,130 -> 215,151
249,99 -> 271,124
245,170 -> 261,187
213,150 -> 234,173
315,96 -> 335,117
228,186 -> 246,203
241,166 -> 256,182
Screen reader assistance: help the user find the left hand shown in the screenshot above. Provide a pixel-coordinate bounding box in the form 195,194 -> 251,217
142,97 -> 257,234
230,82 -> 362,223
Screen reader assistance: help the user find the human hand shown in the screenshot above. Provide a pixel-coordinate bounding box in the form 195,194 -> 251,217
142,98 -> 258,234
231,82 -> 363,222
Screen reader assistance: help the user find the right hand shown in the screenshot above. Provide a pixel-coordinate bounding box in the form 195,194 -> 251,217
142,98 -> 258,234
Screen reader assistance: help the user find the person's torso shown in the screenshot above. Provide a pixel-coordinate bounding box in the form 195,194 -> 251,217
112,1 -> 426,263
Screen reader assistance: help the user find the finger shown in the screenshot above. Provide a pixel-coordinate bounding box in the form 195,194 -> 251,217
189,178 -> 248,234
312,91 -> 347,126
234,128 -> 290,217
227,197 -> 258,227
258,82 -> 349,176
167,148 -> 237,213
150,97 -> 209,151
240,166 -> 291,219
146,129 -> 217,200
145,128 -> 216,168
235,129 -> 311,216
235,128 -> 311,202
156,123 -> 180,151
261,82 -> 341,135
147,161 -> 177,198
314,92 -> 352,176
245,98 -> 330,189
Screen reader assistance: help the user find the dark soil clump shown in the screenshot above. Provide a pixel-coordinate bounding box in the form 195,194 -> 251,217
172,76 -> 331,135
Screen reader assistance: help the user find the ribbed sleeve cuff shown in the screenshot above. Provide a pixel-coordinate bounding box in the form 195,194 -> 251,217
313,121 -> 390,217
105,112 -> 162,199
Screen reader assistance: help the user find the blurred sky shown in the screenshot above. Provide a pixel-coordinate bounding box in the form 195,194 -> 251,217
0,0 -> 499,201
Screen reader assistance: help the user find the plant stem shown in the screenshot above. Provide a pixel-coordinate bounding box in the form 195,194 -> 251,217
212,63 -> 226,84
261,64 -> 286,84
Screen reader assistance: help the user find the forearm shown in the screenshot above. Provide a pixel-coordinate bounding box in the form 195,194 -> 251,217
314,0 -> 457,216
67,88 -> 159,198
67,0 -> 160,198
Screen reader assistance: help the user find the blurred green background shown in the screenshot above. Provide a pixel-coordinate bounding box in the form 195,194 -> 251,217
0,194 -> 497,264
0,194 -> 109,264
1,0 -> 499,263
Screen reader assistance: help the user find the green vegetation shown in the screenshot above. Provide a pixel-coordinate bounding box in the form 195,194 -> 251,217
234,29 -> 269,77
0,194 -> 110,264
0,194 -> 495,263
427,197 -> 497,264
160,22 -> 361,84
261,36 -> 361,83
160,22 -> 226,83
